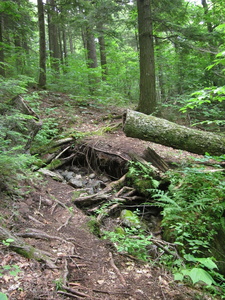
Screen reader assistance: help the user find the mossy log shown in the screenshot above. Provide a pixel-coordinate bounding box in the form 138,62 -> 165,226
123,109 -> 225,155
0,226 -> 56,268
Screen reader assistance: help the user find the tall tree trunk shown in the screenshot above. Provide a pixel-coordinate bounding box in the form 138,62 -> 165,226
136,0 -> 157,115
38,0 -> 46,88
98,23 -> 108,81
62,28 -> 67,62
201,0 -> 218,86
47,0 -> 60,73
14,34 -> 23,74
0,14 -> 5,77
86,25 -> 98,94
155,37 -> 166,102
69,33 -> 74,54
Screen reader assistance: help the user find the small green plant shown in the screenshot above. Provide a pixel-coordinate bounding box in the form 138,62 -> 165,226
53,278 -> 64,291
127,161 -> 160,195
0,264 -> 21,278
103,227 -> 152,261
0,292 -> 8,300
148,167 -> 225,255
174,255 -> 218,286
2,238 -> 14,247
87,217 -> 101,236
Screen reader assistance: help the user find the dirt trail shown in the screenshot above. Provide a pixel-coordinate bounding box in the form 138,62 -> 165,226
0,92 -> 214,299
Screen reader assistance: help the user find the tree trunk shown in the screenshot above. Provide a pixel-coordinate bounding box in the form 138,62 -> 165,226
38,0 -> 46,88
98,23 -> 108,81
0,13 -> 5,77
85,25 -> 98,94
123,109 -> 225,156
136,0 -> 157,114
47,0 -> 60,73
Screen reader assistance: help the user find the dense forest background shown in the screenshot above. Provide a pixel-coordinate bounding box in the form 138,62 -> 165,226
1,0 -> 225,122
1,1 -> 225,298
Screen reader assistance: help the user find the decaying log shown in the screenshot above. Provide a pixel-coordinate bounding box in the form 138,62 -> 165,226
0,226 -> 56,268
123,109 -> 225,155
143,147 -> 169,172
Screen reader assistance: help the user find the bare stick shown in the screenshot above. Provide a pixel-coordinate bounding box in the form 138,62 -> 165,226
109,252 -> 126,286
57,214 -> 72,231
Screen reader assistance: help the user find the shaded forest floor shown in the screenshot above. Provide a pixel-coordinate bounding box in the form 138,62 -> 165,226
0,91 -> 216,299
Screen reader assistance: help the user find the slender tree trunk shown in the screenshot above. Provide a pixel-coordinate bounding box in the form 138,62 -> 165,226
155,38 -> 166,102
86,27 -> 98,69
14,35 -> 23,74
69,33 -> 74,54
136,0 -> 157,115
98,23 -> 108,81
62,28 -> 67,62
47,0 -> 60,73
38,0 -> 46,88
201,0 -> 218,86
85,25 -> 98,94
0,14 -> 5,77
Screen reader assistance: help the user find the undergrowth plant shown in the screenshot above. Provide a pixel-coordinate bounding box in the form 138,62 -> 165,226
103,227 -> 152,261
148,167 -> 225,255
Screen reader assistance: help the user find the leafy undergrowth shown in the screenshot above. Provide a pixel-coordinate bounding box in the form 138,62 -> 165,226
0,87 -> 224,299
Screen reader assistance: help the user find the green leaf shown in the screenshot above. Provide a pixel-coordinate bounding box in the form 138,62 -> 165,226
174,272 -> 184,281
0,293 -> 8,300
189,267 -> 215,286
194,257 -> 218,270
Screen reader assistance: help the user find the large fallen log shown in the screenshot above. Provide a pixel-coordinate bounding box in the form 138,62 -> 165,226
123,109 -> 225,155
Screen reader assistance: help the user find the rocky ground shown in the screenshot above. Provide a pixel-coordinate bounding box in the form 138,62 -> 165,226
0,91 -> 218,299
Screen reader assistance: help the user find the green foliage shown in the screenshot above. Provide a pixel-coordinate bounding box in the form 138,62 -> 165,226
2,238 -> 14,247
0,293 -> 8,300
103,227 -> 152,261
180,86 -> 225,128
174,255 -> 217,286
148,167 -> 225,254
127,161 -> 160,194
0,78 -> 41,188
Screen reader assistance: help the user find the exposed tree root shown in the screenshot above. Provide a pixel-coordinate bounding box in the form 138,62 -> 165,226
109,252 -> 126,286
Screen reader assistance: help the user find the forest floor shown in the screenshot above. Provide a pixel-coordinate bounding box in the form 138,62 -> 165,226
0,91 -> 216,300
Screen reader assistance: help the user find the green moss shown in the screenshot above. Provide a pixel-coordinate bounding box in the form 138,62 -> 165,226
87,217 -> 100,236
46,159 -> 63,170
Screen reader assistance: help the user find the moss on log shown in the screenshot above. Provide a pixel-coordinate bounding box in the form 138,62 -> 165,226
123,109 -> 225,155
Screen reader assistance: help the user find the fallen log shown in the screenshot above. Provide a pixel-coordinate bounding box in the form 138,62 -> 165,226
123,109 -> 225,156
0,226 -> 56,268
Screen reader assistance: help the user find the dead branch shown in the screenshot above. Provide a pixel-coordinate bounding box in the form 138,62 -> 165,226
57,214 -> 72,231
62,285 -> 90,298
57,290 -> 84,299
109,252 -> 126,286
62,257 -> 69,286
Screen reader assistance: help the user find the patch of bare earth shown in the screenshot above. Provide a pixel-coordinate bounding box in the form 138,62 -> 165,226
0,92 -> 217,299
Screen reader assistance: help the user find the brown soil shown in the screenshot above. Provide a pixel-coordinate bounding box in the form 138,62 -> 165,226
0,92 -> 216,299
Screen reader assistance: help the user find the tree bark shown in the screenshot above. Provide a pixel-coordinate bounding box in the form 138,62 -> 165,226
136,0 -> 157,114
47,0 -> 60,73
123,109 -> 225,155
0,13 -> 5,77
98,23 -> 108,81
38,0 -> 46,88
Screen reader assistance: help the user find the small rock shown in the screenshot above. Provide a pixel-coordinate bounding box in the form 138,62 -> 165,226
68,178 -> 83,188
89,173 -> 96,179
62,171 -> 74,181
70,166 -> 80,172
